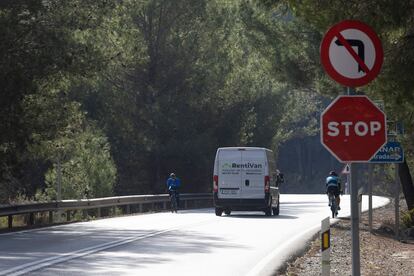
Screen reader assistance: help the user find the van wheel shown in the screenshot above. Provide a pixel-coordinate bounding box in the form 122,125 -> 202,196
272,202 -> 280,216
215,208 -> 223,216
224,209 -> 231,216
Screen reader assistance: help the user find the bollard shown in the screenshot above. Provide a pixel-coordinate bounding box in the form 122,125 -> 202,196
321,217 -> 331,276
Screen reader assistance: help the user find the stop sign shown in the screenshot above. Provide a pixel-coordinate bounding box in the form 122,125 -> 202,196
321,95 -> 386,162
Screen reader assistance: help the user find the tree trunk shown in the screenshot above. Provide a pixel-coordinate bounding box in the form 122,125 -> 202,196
398,160 -> 414,210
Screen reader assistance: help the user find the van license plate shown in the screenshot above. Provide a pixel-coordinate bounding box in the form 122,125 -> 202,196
221,189 -> 237,195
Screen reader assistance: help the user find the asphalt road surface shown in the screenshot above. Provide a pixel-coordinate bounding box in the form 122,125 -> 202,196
0,194 -> 389,276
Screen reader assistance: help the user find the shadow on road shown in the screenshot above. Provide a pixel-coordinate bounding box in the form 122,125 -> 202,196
29,228 -> 249,275
223,214 -> 298,219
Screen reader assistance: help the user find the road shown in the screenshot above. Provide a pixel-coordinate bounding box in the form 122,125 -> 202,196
0,194 -> 389,276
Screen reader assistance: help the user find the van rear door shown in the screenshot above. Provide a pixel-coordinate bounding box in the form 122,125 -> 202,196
241,149 -> 266,199
217,149 -> 242,199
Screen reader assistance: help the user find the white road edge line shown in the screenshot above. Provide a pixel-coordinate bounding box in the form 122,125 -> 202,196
246,196 -> 390,276
245,223 -> 321,276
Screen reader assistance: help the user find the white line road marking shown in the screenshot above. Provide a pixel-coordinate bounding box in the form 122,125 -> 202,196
1,218 -> 213,276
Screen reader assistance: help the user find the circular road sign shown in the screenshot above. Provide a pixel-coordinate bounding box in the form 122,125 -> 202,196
321,95 -> 386,163
320,20 -> 383,87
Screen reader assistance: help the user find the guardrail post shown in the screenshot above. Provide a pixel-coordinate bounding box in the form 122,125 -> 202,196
8,215 -> 13,229
49,211 -> 53,224
139,204 -> 143,213
97,208 -> 101,218
28,213 -> 35,226
126,205 -> 130,214
184,200 -> 188,209
66,210 -> 71,221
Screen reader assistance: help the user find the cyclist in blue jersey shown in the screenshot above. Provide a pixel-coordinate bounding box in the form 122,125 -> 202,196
166,173 -> 181,208
326,171 -> 342,210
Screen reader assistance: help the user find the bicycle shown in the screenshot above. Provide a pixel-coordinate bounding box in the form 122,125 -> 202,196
328,192 -> 338,218
169,190 -> 178,213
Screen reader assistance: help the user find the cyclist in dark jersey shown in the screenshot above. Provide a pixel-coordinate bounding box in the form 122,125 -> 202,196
326,171 -> 342,210
166,173 -> 181,208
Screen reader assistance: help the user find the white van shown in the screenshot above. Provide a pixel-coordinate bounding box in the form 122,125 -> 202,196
213,147 -> 281,216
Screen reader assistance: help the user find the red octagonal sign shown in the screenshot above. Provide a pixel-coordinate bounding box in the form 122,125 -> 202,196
321,95 -> 386,163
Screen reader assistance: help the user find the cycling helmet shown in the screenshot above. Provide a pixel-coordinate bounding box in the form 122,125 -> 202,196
329,171 -> 337,176
170,173 -> 176,177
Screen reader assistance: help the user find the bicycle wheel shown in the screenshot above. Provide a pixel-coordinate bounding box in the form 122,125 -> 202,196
329,194 -> 337,218
170,194 -> 177,213
330,198 -> 337,218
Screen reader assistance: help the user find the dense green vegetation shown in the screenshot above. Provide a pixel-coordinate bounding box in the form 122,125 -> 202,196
0,0 -> 412,209
0,1 -> 320,202
273,0 -> 414,209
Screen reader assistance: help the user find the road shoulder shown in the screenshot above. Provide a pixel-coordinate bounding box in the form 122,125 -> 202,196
283,199 -> 414,275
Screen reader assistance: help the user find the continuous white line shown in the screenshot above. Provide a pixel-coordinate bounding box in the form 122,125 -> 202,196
1,218 -> 213,276
245,224 -> 321,276
245,196 -> 390,276
0,230 -> 167,276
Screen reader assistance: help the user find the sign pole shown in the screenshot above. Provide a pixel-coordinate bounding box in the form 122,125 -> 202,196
347,86 -> 360,276
320,20 -> 384,276
368,164 -> 373,233
346,173 -> 350,194
395,163 -> 400,240
350,163 -> 361,276
370,140 -> 404,236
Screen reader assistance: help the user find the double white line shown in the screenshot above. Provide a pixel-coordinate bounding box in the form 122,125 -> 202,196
1,217 -> 213,276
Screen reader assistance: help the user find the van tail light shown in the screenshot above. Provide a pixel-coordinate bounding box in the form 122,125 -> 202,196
264,175 -> 270,193
213,175 -> 219,192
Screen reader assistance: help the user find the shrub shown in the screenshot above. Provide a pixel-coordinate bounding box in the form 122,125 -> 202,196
401,208 -> 414,228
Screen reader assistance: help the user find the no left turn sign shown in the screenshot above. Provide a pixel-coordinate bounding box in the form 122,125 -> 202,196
320,20 -> 383,87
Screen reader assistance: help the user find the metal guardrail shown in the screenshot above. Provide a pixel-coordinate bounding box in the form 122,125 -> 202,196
0,193 -> 213,229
